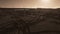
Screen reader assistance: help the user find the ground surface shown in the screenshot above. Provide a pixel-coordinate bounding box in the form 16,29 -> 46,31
0,8 -> 60,34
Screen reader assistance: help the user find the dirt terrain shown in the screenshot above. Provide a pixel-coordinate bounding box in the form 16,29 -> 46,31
0,8 -> 60,34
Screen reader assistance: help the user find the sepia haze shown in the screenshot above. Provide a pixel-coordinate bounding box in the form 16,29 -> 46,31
0,0 -> 60,8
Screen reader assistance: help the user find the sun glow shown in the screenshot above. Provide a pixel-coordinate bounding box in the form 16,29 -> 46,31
41,0 -> 51,3
37,0 -> 55,8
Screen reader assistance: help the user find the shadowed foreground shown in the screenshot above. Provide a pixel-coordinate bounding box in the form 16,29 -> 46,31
0,8 -> 60,34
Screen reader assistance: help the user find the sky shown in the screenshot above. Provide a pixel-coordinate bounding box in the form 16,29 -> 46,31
0,0 -> 60,8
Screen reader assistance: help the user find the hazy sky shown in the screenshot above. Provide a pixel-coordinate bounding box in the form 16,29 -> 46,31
0,0 -> 60,8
